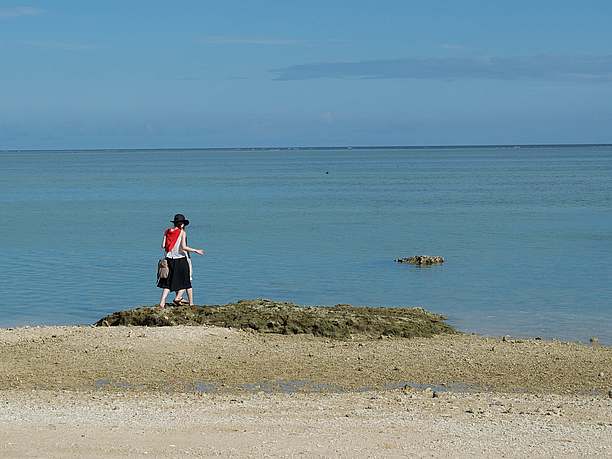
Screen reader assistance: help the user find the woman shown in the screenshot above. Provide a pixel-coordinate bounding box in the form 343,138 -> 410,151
158,213 -> 204,308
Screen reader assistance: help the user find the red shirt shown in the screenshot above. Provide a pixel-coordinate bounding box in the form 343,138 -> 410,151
164,228 -> 182,253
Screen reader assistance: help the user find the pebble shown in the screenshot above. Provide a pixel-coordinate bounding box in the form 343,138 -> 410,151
422,387 -> 435,398
401,384 -> 415,393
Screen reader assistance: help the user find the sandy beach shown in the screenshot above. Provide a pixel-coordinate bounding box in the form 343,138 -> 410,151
1,323 -> 610,457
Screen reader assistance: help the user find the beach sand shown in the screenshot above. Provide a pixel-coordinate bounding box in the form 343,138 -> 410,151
1,325 -> 611,457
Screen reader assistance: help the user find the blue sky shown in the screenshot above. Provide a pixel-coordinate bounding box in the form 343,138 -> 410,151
1,1 -> 612,149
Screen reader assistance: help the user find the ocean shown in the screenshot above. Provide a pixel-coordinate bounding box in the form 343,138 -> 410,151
1,146 -> 611,343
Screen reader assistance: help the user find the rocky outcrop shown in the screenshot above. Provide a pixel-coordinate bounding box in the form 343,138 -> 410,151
96,298 -> 456,339
396,255 -> 445,265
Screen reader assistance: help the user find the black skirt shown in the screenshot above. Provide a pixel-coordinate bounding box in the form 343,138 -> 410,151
157,257 -> 192,292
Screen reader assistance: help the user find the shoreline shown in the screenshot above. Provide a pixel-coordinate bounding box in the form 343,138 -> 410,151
2,320 -> 609,347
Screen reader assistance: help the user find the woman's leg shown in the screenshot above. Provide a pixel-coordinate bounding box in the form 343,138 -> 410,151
173,289 -> 186,304
186,288 -> 194,305
159,288 -> 171,308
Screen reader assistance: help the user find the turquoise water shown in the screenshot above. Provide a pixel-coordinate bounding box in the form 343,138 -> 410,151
1,146 -> 611,343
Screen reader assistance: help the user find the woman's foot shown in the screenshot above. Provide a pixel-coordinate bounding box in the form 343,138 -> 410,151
173,298 -> 188,306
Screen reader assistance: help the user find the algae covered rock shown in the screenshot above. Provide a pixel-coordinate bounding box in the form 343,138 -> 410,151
396,255 -> 445,265
96,299 -> 456,340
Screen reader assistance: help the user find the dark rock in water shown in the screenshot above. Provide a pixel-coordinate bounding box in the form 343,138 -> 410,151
396,255 -> 445,265
95,298 -> 456,340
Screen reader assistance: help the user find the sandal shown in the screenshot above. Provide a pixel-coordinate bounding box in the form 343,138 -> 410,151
172,298 -> 188,306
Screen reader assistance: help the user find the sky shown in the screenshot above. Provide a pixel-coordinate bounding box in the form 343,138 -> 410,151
1,0 -> 612,149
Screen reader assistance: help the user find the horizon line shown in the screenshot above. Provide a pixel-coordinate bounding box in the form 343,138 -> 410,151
2,142 -> 612,153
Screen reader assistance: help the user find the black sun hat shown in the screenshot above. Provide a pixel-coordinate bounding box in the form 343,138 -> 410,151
171,213 -> 190,226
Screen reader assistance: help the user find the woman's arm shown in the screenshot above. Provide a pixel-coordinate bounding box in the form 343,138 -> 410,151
180,230 -> 204,255
161,234 -> 166,251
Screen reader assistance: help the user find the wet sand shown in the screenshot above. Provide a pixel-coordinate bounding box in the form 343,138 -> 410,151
1,325 -> 610,394
0,325 -> 611,457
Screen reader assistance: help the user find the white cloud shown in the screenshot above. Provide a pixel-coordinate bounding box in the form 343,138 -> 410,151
440,43 -> 467,50
199,36 -> 306,46
272,55 -> 612,82
21,40 -> 99,51
0,6 -> 43,18
321,111 -> 335,124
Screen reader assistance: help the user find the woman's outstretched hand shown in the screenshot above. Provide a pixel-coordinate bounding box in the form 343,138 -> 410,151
194,249 -> 205,256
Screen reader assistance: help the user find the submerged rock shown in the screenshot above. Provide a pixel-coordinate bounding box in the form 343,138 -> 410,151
396,255 -> 445,265
96,298 -> 456,340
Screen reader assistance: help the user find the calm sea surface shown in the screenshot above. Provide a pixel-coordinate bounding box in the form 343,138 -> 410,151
1,146 -> 611,343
